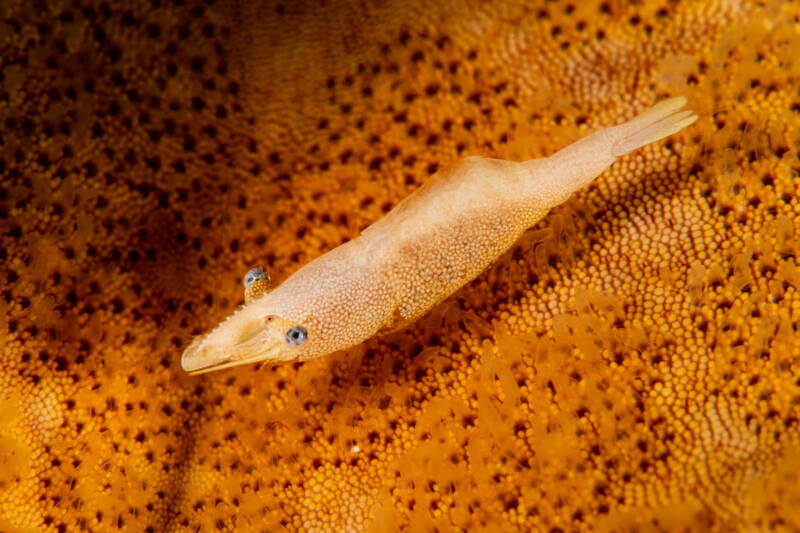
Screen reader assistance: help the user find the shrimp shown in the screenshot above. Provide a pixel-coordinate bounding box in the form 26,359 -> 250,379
181,96 -> 697,374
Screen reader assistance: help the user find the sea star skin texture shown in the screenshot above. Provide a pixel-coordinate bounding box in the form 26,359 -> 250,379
2,1 -> 800,532
183,98 -> 697,374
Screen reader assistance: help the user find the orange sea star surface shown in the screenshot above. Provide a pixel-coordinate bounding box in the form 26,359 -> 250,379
1,0 -> 800,531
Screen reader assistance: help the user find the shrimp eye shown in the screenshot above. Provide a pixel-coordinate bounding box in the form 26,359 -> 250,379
285,326 -> 308,346
243,266 -> 271,304
243,266 -> 269,288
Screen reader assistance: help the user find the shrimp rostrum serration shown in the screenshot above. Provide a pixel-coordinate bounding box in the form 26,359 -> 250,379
181,97 -> 697,374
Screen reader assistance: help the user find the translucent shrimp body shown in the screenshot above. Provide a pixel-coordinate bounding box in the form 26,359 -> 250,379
182,97 -> 697,374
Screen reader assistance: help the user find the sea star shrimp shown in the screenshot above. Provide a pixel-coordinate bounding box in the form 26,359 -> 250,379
181,96 -> 697,374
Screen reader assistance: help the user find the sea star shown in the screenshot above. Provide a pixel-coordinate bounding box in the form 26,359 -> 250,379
1,0 -> 799,531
